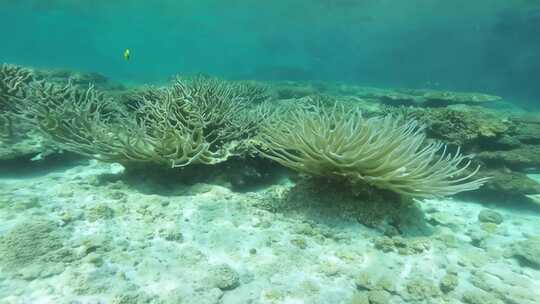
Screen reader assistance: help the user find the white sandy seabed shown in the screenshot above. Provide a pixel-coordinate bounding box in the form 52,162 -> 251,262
0,160 -> 539,304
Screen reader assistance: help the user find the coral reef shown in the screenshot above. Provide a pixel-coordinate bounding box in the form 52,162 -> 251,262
397,106 -> 510,148
19,76 -> 268,167
0,64 -> 33,141
381,105 -> 540,203
0,64 -> 33,108
2,63 -> 537,204
0,64 -> 64,162
1,66 -> 540,303
270,81 -> 502,108
390,88 -> 502,107
257,101 -> 488,198
18,81 -> 121,159
478,146 -> 540,171
33,69 -> 125,92
0,135 -> 49,161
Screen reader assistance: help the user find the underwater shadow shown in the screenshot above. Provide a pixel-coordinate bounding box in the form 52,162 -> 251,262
114,157 -> 289,197
259,177 -> 435,237
0,152 -> 86,179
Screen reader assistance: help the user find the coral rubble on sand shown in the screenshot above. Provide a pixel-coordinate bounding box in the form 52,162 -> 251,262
0,160 -> 539,303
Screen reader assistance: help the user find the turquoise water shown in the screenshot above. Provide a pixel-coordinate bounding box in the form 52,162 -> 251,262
2,1 -> 540,106
2,2 -> 540,303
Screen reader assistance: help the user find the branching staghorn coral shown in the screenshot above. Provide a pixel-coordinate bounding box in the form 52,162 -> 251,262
17,80 -> 127,159
0,64 -> 33,103
0,109 -> 10,140
179,75 -> 271,105
125,84 -> 234,167
170,77 -> 251,142
0,64 -> 34,140
257,101 -> 489,199
123,77 -> 268,163
126,76 -> 268,166
20,76 -> 264,167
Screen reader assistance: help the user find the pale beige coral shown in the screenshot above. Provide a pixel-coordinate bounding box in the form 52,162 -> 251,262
20,77 -> 263,167
0,64 -> 33,104
257,101 -> 488,198
0,64 -> 34,139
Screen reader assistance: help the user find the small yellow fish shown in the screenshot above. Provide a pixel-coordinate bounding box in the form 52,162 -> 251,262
123,49 -> 130,61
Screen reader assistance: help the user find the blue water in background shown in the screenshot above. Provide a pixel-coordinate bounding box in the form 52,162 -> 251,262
1,0 -> 540,108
